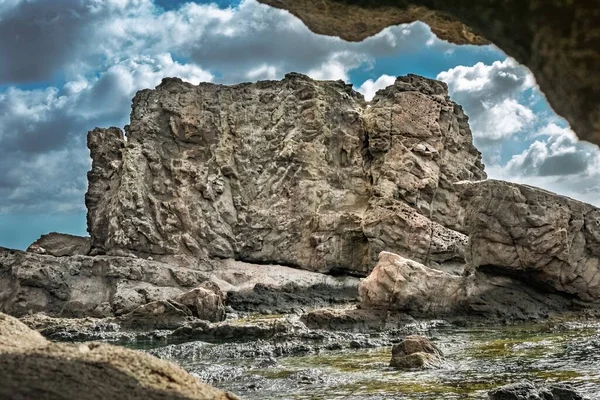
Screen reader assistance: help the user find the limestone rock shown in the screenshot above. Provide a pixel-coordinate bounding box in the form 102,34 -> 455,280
358,251 -> 594,321
358,251 -> 469,316
488,381 -> 586,400
0,247 -> 208,317
86,73 -> 484,275
460,179 -> 600,301
389,335 -> 443,369
27,232 -> 91,257
258,0 -> 600,147
0,312 -> 239,400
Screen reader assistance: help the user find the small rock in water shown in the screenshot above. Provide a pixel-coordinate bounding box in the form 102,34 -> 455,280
488,381 -> 586,400
390,335 -> 443,369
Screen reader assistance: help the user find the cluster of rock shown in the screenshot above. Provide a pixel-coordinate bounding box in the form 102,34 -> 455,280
1,72 -> 599,398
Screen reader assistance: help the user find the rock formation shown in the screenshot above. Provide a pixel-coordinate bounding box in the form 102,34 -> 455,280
389,335 -> 443,369
357,251 -> 587,321
0,246 -> 359,318
0,312 -> 238,400
26,232 -> 91,257
86,73 -> 484,275
460,180 -> 600,301
258,0 -> 600,147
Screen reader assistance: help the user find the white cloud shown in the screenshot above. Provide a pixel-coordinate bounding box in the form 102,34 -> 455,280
437,59 -> 536,144
357,75 -> 396,101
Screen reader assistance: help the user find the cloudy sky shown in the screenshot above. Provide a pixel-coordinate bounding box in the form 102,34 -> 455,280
1,0 -> 599,249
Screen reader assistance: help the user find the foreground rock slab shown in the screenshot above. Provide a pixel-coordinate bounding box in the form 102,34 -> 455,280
0,313 -> 239,400
488,381 -> 586,400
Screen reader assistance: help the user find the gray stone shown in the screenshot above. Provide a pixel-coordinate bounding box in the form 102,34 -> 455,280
27,232 -> 91,257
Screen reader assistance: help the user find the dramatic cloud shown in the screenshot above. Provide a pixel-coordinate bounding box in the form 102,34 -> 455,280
437,59 -> 536,145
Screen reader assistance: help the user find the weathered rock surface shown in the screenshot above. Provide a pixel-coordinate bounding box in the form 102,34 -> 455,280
389,335 -> 443,369
27,232 -> 91,257
0,312 -> 239,400
488,381 -> 586,400
86,73 -> 484,275
258,0 -> 600,148
357,251 -> 594,321
0,247 -> 359,318
460,180 -> 600,301
118,283 -> 226,329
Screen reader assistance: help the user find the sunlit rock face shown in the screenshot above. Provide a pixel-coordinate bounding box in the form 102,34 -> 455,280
459,179 -> 600,301
259,0 -> 600,148
86,73 -> 485,275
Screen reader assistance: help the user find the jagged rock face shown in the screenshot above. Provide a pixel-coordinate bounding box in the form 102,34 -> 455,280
87,73 -> 485,274
459,180 -> 600,301
0,313 -> 239,400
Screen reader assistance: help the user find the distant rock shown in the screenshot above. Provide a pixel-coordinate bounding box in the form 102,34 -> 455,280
488,381 -> 586,400
390,335 -> 443,369
86,73 -> 485,275
0,312 -> 239,400
27,232 -> 91,257
460,179 -> 600,301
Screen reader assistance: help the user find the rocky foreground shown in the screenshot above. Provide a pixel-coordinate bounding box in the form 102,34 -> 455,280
1,73 -> 599,398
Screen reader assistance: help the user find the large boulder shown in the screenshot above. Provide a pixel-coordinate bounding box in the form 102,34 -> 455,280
0,312 -> 239,400
460,180 -> 600,301
357,251 -> 594,322
27,232 -> 91,257
86,73 -> 484,275
258,0 -> 600,147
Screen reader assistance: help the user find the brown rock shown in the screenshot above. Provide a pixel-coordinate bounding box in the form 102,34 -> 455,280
460,179 -> 600,301
27,232 -> 91,257
86,73 -> 484,275
0,312 -> 239,400
390,335 -> 443,369
258,0 -> 600,147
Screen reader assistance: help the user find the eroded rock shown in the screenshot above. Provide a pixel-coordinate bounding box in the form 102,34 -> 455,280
27,232 -> 91,257
86,73 -> 484,275
460,179 -> 600,301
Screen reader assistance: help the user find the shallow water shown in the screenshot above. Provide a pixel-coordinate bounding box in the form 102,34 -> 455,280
139,320 -> 600,399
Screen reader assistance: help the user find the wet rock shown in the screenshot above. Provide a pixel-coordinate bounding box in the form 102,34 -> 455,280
87,73 -> 484,274
27,232 -> 91,257
390,335 -> 443,369
488,381 -> 586,400
460,180 -> 600,301
0,312 -> 239,400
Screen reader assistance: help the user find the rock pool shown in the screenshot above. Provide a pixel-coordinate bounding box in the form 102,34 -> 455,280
118,318 -> 600,399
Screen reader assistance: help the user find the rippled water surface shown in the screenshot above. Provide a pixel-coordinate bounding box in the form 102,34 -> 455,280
137,321 -> 600,399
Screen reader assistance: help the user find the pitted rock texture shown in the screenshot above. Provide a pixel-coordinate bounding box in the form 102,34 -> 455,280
459,180 -> 600,301
0,313 -> 239,400
259,0 -> 600,148
86,73 -> 485,275
27,232 -> 91,257
488,381 -> 586,400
